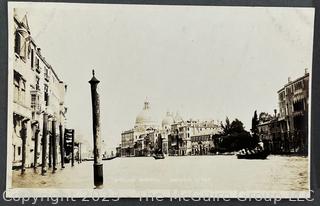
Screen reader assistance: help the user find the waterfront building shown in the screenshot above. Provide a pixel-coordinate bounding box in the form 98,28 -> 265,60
258,70 -> 309,154
116,145 -> 121,157
169,119 -> 221,156
120,99 -> 158,156
257,112 -> 283,153
120,129 -> 135,156
11,10 -> 67,169
191,135 -> 214,155
119,99 -> 222,157
160,111 -> 175,155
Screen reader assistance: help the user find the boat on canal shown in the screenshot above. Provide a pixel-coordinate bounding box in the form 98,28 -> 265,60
102,156 -> 117,161
153,153 -> 165,159
237,142 -> 270,159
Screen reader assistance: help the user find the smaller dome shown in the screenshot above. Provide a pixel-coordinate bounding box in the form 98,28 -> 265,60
174,112 -> 183,123
162,112 -> 174,127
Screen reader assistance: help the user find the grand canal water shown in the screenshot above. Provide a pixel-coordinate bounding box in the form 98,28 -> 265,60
12,155 -> 308,193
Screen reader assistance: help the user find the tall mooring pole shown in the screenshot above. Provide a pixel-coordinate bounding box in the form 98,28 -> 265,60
48,129 -> 52,168
89,70 -> 103,188
41,113 -> 48,175
52,119 -> 57,173
20,119 -> 28,175
79,143 -> 82,163
71,129 -> 75,167
33,123 -> 40,172
59,124 -> 65,169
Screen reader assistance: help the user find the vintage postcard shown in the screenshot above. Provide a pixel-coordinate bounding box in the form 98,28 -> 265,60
6,1 -> 314,198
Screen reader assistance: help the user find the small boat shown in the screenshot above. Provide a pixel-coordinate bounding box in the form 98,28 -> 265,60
237,141 -> 270,159
237,150 -> 269,159
102,156 -> 117,161
153,153 -> 165,160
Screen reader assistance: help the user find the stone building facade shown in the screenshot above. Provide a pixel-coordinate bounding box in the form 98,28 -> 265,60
119,99 -> 221,157
11,9 -> 67,170
257,70 -> 309,154
168,119 -> 221,156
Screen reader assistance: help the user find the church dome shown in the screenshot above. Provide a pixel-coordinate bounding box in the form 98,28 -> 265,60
135,100 -> 156,128
162,112 -> 174,127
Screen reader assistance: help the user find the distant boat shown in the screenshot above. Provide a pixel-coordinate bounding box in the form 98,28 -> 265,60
153,153 -> 165,160
102,156 -> 117,161
237,150 -> 269,159
237,142 -> 270,160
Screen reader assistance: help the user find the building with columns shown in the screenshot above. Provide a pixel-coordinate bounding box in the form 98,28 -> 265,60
11,9 -> 67,171
257,70 -> 309,154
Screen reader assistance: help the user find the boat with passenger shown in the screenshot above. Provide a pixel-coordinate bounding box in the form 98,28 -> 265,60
237,142 -> 270,159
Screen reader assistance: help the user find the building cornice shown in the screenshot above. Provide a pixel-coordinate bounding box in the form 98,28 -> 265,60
277,73 -> 309,94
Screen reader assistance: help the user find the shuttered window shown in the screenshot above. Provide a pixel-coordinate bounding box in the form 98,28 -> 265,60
14,31 -> 27,60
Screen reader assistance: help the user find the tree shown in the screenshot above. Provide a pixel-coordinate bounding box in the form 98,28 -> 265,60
220,117 -> 231,135
221,117 -> 245,135
217,117 -> 256,152
230,118 -> 245,133
251,110 -> 259,134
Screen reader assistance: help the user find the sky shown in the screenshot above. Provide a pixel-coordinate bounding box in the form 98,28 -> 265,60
10,3 -> 315,151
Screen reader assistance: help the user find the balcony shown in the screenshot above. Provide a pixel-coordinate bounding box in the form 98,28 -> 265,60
293,111 -> 304,117
294,88 -> 303,95
13,101 -> 32,120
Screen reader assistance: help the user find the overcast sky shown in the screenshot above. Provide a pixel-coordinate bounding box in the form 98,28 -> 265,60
10,3 -> 314,151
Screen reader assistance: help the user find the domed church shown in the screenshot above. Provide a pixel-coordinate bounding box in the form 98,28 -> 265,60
162,111 -> 174,129
134,99 -> 158,131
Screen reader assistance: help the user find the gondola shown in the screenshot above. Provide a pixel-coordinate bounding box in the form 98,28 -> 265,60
102,156 -> 117,161
237,150 -> 269,159
237,142 -> 270,159
153,153 -> 165,160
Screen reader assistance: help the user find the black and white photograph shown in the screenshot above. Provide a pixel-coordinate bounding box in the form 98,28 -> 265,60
6,1 -> 314,198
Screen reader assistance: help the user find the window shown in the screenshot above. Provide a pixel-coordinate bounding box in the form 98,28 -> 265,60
14,31 -> 22,55
20,80 -> 25,102
31,49 -> 34,68
293,101 -> 304,112
14,75 -> 19,102
36,76 -> 40,90
45,68 -> 49,80
294,81 -> 303,91
31,94 -> 36,110
13,72 -> 26,104
286,87 -> 292,95
44,84 -> 49,106
18,146 -> 21,156
35,57 -> 40,71
14,31 -> 27,59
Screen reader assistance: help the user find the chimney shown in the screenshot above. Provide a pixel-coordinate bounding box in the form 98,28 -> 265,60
288,77 -> 291,83
37,48 -> 41,54
305,68 -> 308,75
274,109 -> 277,117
